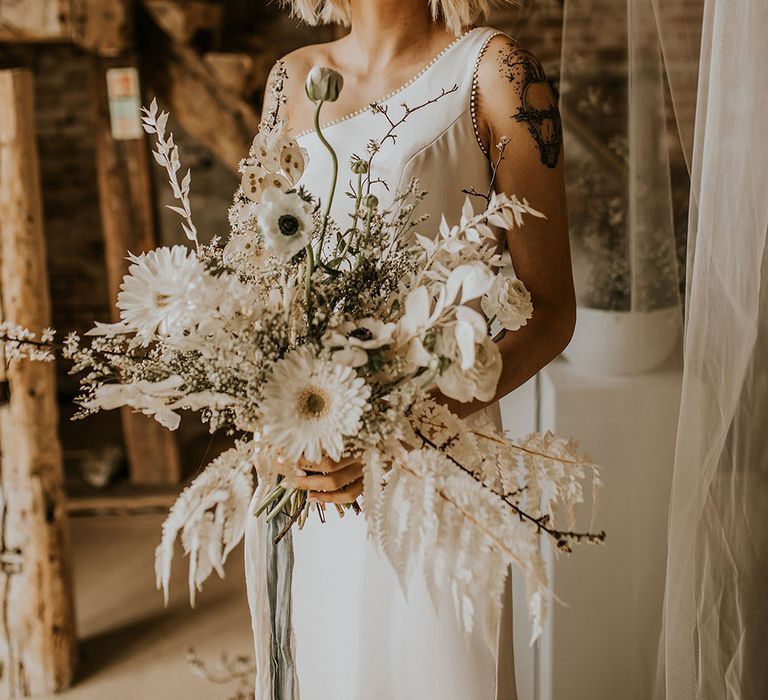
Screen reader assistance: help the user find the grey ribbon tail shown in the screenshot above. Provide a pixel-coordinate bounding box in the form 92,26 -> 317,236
266,513 -> 299,700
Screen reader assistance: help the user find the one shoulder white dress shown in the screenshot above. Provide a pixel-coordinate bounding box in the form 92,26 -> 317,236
275,26 -> 516,700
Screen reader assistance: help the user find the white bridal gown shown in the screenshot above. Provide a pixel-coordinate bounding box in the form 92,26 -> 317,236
290,26 -> 515,700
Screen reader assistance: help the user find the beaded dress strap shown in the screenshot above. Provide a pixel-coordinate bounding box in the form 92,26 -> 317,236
470,31 -> 507,158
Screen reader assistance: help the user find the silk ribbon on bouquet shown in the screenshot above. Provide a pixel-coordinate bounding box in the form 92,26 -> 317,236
245,483 -> 300,699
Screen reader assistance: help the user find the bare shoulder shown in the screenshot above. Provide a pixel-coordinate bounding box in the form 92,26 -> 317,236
277,41 -> 335,83
263,40 -> 341,124
474,35 -> 562,169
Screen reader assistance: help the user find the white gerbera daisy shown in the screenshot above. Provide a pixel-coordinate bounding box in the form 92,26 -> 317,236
116,245 -> 204,344
257,187 -> 313,261
261,347 -> 370,463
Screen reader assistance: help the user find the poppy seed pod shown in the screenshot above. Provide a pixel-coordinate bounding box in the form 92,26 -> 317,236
305,66 -> 344,103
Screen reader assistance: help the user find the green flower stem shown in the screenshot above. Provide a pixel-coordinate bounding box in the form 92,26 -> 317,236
353,208 -> 373,272
255,484 -> 287,517
313,100 -> 338,263
304,243 -> 315,324
363,207 -> 372,247
266,486 -> 297,522
335,172 -> 364,263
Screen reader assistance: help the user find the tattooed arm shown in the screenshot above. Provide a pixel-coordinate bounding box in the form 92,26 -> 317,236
445,36 -> 575,417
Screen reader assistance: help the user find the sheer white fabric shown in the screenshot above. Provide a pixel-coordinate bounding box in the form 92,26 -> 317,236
558,0 -> 768,694
655,1 -> 768,697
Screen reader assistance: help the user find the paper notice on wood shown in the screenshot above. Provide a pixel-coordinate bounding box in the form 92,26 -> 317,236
106,67 -> 143,140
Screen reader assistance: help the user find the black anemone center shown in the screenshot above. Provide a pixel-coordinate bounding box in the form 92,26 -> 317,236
349,327 -> 374,342
278,214 -> 300,237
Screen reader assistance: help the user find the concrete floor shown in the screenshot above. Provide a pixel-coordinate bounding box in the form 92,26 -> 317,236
41,513 -> 253,700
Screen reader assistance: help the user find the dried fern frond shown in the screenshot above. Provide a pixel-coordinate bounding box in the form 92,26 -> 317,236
155,440 -> 256,605
363,399 -> 604,645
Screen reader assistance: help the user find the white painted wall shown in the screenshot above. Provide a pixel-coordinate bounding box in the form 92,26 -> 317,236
530,356 -> 681,700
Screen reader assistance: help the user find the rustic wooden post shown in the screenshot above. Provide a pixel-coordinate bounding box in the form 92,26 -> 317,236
0,68 -> 77,697
91,55 -> 182,485
141,5 -> 261,173
0,0 -> 133,56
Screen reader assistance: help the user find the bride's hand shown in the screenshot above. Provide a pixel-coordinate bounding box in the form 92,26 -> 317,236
292,455 -> 364,504
255,448 -> 304,480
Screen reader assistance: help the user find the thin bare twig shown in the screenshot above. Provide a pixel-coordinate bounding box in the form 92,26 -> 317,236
365,85 -> 459,195
413,428 -> 605,550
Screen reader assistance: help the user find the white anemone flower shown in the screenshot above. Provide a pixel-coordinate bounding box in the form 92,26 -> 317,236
481,275 -> 533,331
257,187 -> 313,261
325,318 -> 397,368
116,245 -> 205,344
261,348 -> 370,463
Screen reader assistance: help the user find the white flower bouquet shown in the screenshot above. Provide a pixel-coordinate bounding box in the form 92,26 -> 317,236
0,65 -> 604,678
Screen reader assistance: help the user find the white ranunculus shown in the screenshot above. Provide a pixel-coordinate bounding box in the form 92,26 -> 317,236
481,275 -> 533,331
305,66 -> 344,103
257,187 -> 313,261
435,311 -> 502,403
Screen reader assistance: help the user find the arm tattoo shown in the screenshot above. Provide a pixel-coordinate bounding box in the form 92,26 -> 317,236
497,44 -> 562,169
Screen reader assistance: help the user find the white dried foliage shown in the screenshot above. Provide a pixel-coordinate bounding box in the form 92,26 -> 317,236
155,440 -> 256,606
362,399 -> 602,644
0,322 -> 55,362
141,98 -> 198,245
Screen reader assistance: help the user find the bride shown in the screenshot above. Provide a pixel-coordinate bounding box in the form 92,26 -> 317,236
255,1 -> 574,698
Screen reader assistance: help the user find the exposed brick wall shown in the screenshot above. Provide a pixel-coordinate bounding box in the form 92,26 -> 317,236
0,44 -> 110,345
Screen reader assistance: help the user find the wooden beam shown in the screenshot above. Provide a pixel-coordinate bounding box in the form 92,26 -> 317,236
0,0 -> 133,56
0,68 -> 77,697
141,20 -> 261,172
70,0 -> 134,56
142,0 -> 221,44
0,0 -> 66,41
203,51 -> 271,98
66,489 -> 178,516
91,55 -> 182,485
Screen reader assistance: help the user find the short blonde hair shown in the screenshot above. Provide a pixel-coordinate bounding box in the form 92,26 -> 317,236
282,0 -> 503,36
